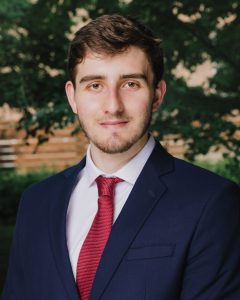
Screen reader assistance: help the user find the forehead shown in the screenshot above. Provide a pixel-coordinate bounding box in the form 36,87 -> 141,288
75,46 -> 153,80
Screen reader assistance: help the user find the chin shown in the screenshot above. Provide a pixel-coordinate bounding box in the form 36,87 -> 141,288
93,141 -> 132,154
92,133 -> 146,154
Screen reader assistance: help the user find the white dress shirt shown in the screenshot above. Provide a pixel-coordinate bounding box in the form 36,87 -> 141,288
66,136 -> 156,279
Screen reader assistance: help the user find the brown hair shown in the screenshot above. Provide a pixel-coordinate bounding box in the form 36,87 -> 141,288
67,14 -> 164,87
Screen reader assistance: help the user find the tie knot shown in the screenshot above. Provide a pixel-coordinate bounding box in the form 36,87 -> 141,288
96,175 -> 123,197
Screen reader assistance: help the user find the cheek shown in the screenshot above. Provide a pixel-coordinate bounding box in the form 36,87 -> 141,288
78,107 -> 93,120
128,99 -> 152,115
75,97 -> 97,117
126,90 -> 152,110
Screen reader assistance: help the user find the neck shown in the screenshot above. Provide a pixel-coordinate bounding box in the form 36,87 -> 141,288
90,134 -> 149,173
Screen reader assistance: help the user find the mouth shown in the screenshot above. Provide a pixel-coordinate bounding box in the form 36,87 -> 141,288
99,120 -> 129,129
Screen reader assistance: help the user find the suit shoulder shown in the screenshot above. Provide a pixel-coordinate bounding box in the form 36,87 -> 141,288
174,157 -> 237,185
166,157 -> 240,203
23,162 -> 83,197
160,157 -> 240,225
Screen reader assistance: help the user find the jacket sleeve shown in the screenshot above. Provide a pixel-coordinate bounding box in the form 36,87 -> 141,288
1,193 -> 27,300
180,181 -> 240,300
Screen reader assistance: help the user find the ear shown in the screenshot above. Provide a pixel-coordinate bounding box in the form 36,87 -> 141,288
152,80 -> 166,112
65,81 -> 78,114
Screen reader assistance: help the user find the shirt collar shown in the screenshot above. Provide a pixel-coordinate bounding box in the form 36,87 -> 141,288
85,135 -> 156,187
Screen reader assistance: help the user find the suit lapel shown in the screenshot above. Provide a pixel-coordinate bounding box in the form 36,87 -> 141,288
48,159 -> 86,300
90,143 -> 174,299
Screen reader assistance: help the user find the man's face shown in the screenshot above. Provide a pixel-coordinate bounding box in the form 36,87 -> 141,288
66,46 -> 165,155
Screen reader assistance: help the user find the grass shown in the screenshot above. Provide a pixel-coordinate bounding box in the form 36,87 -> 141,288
0,225 -> 14,293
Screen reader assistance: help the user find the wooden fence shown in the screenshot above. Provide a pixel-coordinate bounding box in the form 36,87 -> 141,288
1,105 -> 239,171
0,126 -> 89,171
0,106 -> 89,171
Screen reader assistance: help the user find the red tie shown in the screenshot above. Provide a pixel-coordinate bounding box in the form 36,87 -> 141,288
76,175 -> 123,300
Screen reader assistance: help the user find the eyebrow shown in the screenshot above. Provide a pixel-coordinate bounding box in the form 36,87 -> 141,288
120,73 -> 147,81
79,75 -> 103,84
79,73 -> 148,84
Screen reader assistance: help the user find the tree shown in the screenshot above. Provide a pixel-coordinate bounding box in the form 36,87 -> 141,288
0,0 -> 239,163
0,0 -> 78,141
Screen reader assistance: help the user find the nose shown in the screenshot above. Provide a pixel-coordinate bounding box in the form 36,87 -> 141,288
103,87 -> 124,114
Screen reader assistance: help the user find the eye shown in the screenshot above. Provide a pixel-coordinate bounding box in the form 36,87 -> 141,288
87,82 -> 102,91
123,81 -> 140,89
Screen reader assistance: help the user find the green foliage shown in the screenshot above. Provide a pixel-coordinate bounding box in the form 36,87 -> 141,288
0,0 -> 77,137
0,225 -> 14,292
0,0 -> 239,163
0,169 -> 54,225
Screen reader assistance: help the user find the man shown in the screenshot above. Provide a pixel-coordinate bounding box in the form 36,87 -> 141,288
2,14 -> 240,300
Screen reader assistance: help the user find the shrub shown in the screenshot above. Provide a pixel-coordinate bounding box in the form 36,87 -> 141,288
0,169 -> 54,225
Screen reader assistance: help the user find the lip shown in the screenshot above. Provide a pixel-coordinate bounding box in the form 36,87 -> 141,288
99,120 -> 128,128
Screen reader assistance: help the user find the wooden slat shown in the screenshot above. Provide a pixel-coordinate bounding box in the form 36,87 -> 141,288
0,162 -> 16,168
14,142 -> 78,153
17,151 -> 78,160
0,155 -> 17,161
0,139 -> 18,146
15,159 -> 78,170
0,147 -> 14,153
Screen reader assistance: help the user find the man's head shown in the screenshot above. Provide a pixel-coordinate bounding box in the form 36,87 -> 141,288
65,14 -> 166,158
67,14 -> 164,88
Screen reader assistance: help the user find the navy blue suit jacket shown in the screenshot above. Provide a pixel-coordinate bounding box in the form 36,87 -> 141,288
2,143 -> 240,299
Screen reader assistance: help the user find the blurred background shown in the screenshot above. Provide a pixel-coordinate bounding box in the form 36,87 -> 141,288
0,0 -> 239,292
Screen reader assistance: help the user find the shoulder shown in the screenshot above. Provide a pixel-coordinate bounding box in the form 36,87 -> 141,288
24,164 -> 76,193
14,160 -> 85,226
21,158 -> 86,203
151,144 -> 239,205
174,157 -> 238,188
152,142 -> 238,191
166,157 -> 240,210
